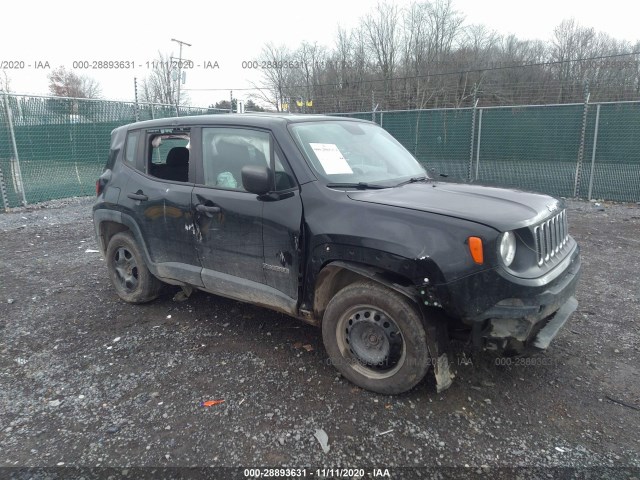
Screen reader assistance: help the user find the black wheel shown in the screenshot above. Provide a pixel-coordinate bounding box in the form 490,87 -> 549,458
322,280 -> 431,394
106,231 -> 162,304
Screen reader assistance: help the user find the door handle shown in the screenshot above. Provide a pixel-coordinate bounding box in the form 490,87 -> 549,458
195,204 -> 221,214
127,192 -> 148,201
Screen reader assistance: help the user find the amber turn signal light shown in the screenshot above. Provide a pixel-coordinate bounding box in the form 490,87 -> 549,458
468,236 -> 484,264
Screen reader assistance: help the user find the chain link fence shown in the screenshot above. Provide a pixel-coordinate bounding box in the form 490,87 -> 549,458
335,100 -> 640,203
0,94 -> 225,210
0,93 -> 639,210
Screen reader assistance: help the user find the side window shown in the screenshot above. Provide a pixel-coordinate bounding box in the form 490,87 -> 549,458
146,131 -> 190,183
202,128 -> 270,191
124,131 -> 139,167
274,151 -> 296,191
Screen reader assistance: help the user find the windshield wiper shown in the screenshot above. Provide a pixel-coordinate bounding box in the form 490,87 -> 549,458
394,176 -> 429,187
326,182 -> 389,190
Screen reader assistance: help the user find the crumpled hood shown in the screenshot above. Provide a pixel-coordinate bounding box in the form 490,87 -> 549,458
347,182 -> 561,231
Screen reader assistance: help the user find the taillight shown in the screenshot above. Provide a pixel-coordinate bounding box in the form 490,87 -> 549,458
96,170 -> 112,197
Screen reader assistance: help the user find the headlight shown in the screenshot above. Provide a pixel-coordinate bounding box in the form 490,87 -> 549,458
499,231 -> 517,267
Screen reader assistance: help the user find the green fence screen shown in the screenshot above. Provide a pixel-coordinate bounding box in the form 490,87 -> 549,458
335,101 -> 640,203
0,95 -> 223,210
1,94 -> 639,210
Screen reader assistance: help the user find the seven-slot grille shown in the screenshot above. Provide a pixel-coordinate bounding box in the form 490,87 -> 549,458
533,210 -> 569,266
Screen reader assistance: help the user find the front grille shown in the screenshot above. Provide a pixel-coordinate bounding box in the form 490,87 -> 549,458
533,210 -> 569,266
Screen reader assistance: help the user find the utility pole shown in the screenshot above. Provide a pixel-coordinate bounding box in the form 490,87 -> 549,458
171,38 -> 192,115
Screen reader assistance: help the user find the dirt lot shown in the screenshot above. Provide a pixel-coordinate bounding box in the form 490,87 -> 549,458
0,197 -> 639,477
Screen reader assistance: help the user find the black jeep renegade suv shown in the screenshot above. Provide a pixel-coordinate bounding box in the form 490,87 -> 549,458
93,114 -> 581,394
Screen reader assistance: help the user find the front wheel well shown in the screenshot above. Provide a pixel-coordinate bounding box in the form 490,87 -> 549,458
313,263 -> 418,322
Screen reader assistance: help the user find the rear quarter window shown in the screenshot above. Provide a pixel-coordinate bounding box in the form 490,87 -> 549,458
124,131 -> 140,167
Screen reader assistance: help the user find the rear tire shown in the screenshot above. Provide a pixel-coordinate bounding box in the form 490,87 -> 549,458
106,231 -> 162,304
322,280 -> 431,394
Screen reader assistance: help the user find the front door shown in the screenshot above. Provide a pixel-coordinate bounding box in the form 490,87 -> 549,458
191,126 -> 302,313
261,150 -> 303,299
192,127 -> 267,286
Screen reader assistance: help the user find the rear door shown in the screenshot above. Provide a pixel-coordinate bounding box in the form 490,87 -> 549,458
119,126 -> 202,286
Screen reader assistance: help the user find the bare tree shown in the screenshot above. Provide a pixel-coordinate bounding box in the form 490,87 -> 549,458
632,41 -> 640,98
47,67 -> 101,98
0,70 -> 11,92
363,2 -> 401,107
552,19 -> 597,102
474,35 -> 551,105
401,2 -> 429,107
319,27 -> 352,111
325,26 -> 366,110
252,2 -> 639,111
252,43 -> 295,111
318,24 -> 378,111
335,26 -> 354,88
463,24 -> 499,54
398,0 -> 466,108
585,35 -> 640,101
140,52 -> 190,106
450,25 -> 501,106
424,0 -> 464,63
294,41 -> 326,107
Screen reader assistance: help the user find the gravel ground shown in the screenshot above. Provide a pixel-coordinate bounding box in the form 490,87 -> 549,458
0,196 -> 639,477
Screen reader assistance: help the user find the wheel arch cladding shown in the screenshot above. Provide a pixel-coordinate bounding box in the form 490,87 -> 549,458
313,261 -> 421,322
99,220 -> 130,253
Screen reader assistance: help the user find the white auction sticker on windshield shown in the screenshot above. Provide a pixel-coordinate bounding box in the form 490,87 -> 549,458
309,143 -> 353,174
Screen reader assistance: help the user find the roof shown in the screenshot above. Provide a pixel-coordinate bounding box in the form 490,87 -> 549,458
116,113 -> 372,131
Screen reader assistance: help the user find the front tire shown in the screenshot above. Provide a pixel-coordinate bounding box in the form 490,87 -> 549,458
322,280 -> 431,394
106,231 -> 162,304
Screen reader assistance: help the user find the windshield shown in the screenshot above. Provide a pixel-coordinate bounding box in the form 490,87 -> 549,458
289,120 -> 427,185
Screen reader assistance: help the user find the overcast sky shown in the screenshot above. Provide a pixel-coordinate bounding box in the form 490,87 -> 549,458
2,0 -> 639,106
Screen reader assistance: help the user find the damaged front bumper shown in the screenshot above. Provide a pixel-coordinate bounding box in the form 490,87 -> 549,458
472,248 -> 582,354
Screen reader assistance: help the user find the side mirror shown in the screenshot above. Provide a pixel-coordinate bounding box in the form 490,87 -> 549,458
241,164 -> 272,195
429,167 -> 449,179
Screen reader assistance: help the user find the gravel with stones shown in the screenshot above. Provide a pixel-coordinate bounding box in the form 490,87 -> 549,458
0,196 -> 638,475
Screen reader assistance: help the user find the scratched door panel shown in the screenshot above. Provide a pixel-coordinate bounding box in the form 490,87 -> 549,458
262,192 -> 303,299
191,188 -> 264,284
